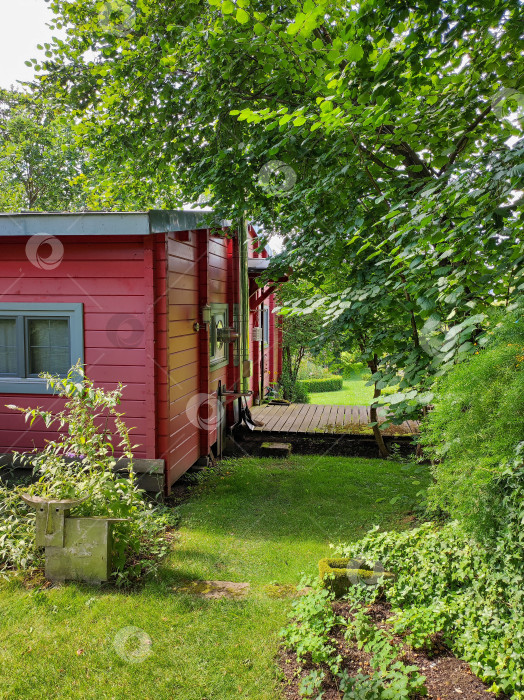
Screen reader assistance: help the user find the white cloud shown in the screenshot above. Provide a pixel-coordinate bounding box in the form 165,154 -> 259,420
0,0 -> 58,89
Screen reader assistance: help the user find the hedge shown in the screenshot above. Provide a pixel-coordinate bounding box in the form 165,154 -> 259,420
297,375 -> 343,393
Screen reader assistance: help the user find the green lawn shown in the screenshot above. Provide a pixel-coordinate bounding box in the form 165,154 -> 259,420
309,375 -> 375,405
0,456 -> 427,700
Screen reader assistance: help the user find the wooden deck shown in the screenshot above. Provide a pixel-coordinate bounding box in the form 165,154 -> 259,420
249,403 -> 419,436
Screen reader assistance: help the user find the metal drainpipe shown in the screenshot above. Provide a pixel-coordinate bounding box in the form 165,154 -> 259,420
239,217 -> 250,394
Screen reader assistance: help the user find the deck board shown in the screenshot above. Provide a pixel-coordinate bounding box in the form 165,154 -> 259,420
250,403 -> 418,436
261,405 -> 289,431
335,405 -> 346,428
291,403 -> 316,433
306,405 -> 326,433
284,404 -> 307,433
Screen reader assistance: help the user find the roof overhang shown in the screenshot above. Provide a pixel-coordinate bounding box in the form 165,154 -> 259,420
0,210 -> 228,237
248,258 -> 271,275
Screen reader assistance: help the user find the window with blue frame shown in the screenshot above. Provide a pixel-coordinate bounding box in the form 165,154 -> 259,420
0,303 -> 84,393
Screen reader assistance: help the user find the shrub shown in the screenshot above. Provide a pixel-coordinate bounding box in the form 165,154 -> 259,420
2,362 -> 177,584
278,373 -> 310,403
298,375 -> 343,393
335,491 -> 524,698
0,481 -> 39,573
419,310 -> 524,539
331,352 -> 367,378
297,357 -> 332,380
282,310 -> 524,698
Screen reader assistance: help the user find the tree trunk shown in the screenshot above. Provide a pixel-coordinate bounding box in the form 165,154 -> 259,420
368,356 -> 390,459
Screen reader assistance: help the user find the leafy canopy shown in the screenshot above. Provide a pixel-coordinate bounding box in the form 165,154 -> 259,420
35,0 -> 524,418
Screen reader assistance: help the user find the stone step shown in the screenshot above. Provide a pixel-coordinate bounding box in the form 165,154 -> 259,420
260,442 -> 292,457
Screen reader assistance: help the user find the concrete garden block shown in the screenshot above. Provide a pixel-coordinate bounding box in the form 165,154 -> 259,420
22,494 -> 126,584
45,517 -> 117,584
260,442 -> 292,457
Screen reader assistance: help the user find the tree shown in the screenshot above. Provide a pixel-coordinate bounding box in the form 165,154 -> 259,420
275,279 -> 329,401
0,89 -> 177,212
37,0 -> 523,422
0,89 -> 84,210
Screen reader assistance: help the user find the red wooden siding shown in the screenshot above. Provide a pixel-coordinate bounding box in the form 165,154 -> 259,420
152,235 -> 169,464
0,223 -> 283,493
208,234 -> 230,396
165,230 -> 201,485
246,228 -> 281,403
0,236 -> 155,458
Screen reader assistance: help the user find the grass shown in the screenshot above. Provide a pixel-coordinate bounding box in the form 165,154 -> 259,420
0,456 -> 428,700
308,373 -> 375,405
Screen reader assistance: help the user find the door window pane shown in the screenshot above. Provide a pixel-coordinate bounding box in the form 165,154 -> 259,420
0,318 -> 17,375
27,318 -> 70,376
209,305 -> 229,367
263,309 -> 270,344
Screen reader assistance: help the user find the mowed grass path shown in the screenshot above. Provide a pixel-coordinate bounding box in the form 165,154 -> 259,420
308,375 -> 375,405
0,456 -> 427,700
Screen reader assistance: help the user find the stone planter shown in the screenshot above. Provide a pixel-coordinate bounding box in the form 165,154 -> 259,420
22,494 -> 126,584
319,557 -> 395,598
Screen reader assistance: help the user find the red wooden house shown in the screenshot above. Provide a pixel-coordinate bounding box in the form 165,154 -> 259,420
0,211 -> 283,493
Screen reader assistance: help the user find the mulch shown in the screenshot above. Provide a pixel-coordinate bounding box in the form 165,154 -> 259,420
279,601 -> 506,700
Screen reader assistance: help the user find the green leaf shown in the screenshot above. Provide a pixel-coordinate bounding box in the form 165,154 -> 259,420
236,8 -> 250,24
346,44 -> 364,62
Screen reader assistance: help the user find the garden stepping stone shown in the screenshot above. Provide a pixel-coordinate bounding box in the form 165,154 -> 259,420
260,442 -> 292,457
174,580 -> 250,599
263,584 -> 313,598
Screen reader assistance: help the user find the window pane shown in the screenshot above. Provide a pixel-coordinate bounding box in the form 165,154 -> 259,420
211,312 -> 227,363
27,318 -> 70,376
0,318 -> 17,375
263,309 -> 270,344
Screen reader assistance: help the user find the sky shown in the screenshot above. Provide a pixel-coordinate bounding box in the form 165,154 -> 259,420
0,0 -> 59,89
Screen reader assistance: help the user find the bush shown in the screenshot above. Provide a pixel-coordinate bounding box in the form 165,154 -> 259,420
298,375 -> 343,393
297,357 -> 332,380
330,352 -> 369,378
282,310 -> 524,698
2,362 -> 177,585
335,493 -> 524,698
419,310 -> 524,539
278,373 -> 310,403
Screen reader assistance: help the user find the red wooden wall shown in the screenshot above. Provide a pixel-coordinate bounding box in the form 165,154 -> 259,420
0,236 -> 157,458
163,229 -> 236,486
0,226 -> 283,492
165,229 -> 202,484
247,233 -> 281,403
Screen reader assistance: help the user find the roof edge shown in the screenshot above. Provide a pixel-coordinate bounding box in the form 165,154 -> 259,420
0,210 -> 232,237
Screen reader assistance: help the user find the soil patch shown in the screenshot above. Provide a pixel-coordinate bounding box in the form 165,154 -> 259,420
279,601 -> 505,700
